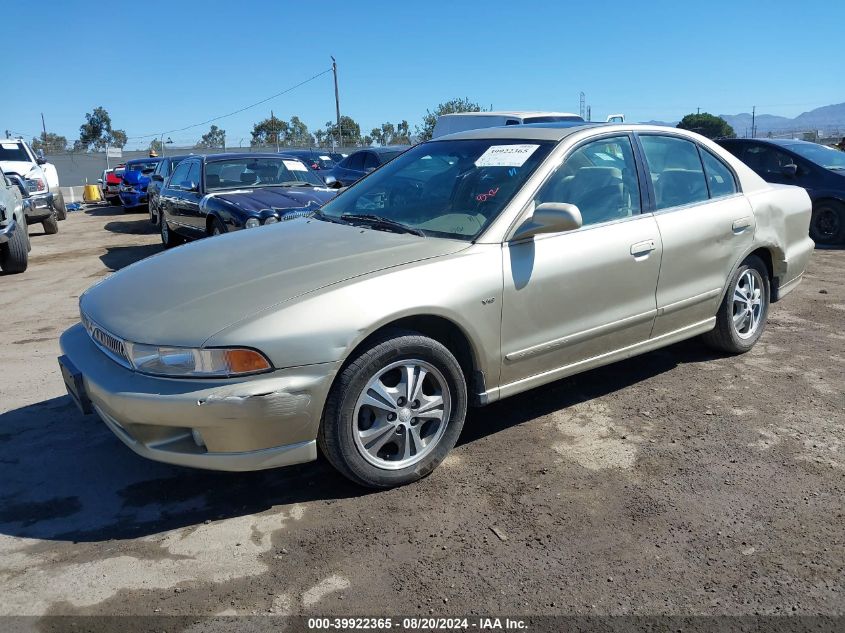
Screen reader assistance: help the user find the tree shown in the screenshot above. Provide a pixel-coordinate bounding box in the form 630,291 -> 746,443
31,133 -> 67,154
417,97 -> 486,141
251,113 -> 288,147
149,139 -> 163,154
196,124 -> 226,149
370,120 -> 411,146
74,106 -> 127,150
676,113 -> 735,139
287,116 -> 314,147
324,115 -> 361,147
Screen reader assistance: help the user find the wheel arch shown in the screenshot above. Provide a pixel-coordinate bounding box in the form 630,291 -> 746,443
332,313 -> 486,406
721,244 -> 781,305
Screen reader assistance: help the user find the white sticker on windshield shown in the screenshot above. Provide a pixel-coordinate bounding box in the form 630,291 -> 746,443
1,143 -> 18,150
474,144 -> 539,168
283,160 -> 308,172
319,155 -> 331,160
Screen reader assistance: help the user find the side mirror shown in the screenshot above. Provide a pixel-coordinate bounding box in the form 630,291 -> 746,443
36,149 -> 47,165
782,163 -> 798,178
364,167 -> 376,174
97,178 -> 103,184
181,181 -> 198,192
151,174 -> 164,182
512,202 -> 583,241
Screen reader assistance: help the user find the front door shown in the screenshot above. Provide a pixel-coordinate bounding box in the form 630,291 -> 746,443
500,134 -> 662,390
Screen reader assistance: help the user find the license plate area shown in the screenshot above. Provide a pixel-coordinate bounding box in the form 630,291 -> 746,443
58,355 -> 93,414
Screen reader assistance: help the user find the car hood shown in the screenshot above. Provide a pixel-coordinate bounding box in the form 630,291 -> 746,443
209,186 -> 336,214
80,218 -> 469,347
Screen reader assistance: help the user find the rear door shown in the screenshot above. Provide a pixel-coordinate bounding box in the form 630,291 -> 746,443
500,134 -> 663,389
637,134 -> 755,337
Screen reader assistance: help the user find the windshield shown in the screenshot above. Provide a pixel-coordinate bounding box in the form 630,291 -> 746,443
126,161 -> 159,173
0,142 -> 30,163
317,139 -> 556,240
785,143 -> 845,170
523,115 -> 584,123
205,157 -> 324,191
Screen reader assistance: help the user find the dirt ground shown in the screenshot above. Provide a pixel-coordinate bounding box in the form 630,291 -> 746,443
0,205 -> 843,629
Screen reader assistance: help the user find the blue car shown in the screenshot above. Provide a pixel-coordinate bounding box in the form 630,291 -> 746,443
119,157 -> 163,210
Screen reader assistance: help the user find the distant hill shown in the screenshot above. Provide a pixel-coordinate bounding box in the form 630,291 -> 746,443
643,102 -> 845,136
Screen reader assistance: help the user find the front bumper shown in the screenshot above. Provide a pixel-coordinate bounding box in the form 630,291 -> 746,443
0,218 -> 18,245
119,190 -> 148,207
24,192 -> 54,222
59,323 -> 340,472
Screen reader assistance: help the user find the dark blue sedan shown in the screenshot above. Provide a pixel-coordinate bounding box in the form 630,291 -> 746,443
323,146 -> 409,188
718,138 -> 845,245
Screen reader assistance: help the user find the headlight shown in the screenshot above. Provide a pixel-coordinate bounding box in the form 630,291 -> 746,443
263,216 -> 278,225
126,343 -> 272,377
244,217 -> 260,229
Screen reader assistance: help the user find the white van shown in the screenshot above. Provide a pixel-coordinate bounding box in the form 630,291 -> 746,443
431,111 -> 625,138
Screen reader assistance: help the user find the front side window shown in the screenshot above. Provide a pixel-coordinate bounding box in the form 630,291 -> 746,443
640,135 -> 709,210
168,161 -> 191,188
700,149 -> 737,198
741,145 -> 796,177
317,139 -> 556,240
534,135 -> 642,226
363,152 -> 379,170
345,153 -> 365,171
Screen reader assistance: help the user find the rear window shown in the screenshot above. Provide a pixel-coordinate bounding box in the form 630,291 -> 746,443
523,115 -> 584,123
127,161 -> 159,173
0,142 -> 30,163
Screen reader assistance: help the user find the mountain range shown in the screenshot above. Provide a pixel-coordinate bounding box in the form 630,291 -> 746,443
644,102 -> 845,136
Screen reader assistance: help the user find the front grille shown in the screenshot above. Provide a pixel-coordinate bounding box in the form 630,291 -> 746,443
81,311 -> 132,368
278,208 -> 313,221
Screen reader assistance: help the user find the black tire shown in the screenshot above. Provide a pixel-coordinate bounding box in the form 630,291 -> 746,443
160,216 -> 184,248
109,197 -> 121,206
702,255 -> 770,355
0,224 -> 29,273
318,330 -> 468,488
209,217 -> 226,236
53,192 -> 67,220
41,215 -> 59,235
149,200 -> 159,225
809,200 -> 845,246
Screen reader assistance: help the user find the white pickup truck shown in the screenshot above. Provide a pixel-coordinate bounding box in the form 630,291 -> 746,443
0,138 -> 66,232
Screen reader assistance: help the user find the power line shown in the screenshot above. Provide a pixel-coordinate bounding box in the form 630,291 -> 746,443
126,67 -> 333,140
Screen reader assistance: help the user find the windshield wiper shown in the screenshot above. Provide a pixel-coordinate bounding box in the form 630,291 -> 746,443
310,210 -> 349,225
341,213 -> 425,237
277,181 -> 316,187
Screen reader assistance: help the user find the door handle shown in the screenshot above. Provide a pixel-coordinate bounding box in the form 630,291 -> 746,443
630,239 -> 657,257
732,217 -> 752,232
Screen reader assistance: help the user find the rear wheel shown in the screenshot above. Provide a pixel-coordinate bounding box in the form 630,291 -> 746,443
318,330 -> 468,488
41,214 -> 59,235
702,255 -> 769,354
160,216 -> 184,248
809,200 -> 845,246
0,224 -> 28,273
53,192 -> 67,220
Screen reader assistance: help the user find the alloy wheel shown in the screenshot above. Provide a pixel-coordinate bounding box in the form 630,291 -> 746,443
731,269 -> 764,339
352,359 -> 451,470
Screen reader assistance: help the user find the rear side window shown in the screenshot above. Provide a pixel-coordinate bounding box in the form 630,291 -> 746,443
639,135 -> 708,210
700,149 -> 737,198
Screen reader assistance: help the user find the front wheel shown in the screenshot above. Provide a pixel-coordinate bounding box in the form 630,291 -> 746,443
318,331 -> 468,488
702,255 -> 770,354
41,215 -> 59,235
809,200 -> 845,246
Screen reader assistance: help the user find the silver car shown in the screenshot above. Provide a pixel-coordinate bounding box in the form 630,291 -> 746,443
58,124 -> 814,488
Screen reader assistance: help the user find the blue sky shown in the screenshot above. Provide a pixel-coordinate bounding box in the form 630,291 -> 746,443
2,0 -> 841,149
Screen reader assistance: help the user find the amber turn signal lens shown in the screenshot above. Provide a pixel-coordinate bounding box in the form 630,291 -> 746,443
223,349 -> 271,374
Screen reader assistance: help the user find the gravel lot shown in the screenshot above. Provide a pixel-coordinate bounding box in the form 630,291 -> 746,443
0,206 -> 843,628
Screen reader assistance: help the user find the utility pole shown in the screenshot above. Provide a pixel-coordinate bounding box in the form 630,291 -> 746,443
751,105 -> 756,139
272,110 -> 279,152
579,92 -> 585,119
40,113 -> 47,145
697,107 -> 700,114
331,56 -> 342,150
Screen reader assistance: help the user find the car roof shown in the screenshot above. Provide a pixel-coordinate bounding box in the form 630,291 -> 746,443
197,152 -> 301,162
125,157 -> 162,165
438,121 -> 605,141
439,110 -> 581,118
719,137 -> 815,148
347,146 -> 410,154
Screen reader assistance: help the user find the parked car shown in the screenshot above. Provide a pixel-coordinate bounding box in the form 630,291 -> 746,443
0,166 -> 31,273
158,153 -> 336,247
148,154 -> 191,225
0,138 -> 66,220
432,111 -> 585,139
323,146 -> 409,188
717,138 -> 845,245
100,165 -> 125,205
58,123 -> 813,488
277,149 -> 337,173
119,158 -> 162,210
